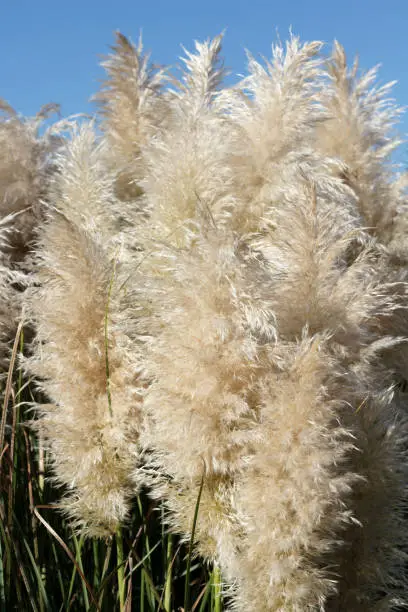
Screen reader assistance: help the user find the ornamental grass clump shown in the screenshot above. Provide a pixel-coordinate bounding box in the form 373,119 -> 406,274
19,31 -> 408,610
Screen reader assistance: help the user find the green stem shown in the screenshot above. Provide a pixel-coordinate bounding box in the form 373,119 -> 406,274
212,564 -> 222,612
92,540 -> 100,590
116,526 -> 126,611
197,580 -> 211,612
73,534 -> 89,610
164,534 -> 173,612
97,538 -> 113,609
184,469 -> 205,612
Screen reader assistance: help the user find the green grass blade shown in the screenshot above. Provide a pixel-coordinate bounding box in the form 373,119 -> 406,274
96,538 -> 113,611
0,322 -> 22,465
33,508 -> 99,611
196,581 -> 211,612
116,525 -> 126,611
92,540 -> 100,589
50,537 -> 66,603
72,533 -> 89,610
184,469 -> 205,612
0,517 -> 38,612
21,532 -> 51,612
163,533 -> 173,612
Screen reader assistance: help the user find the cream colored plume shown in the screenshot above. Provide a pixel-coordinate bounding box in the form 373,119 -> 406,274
0,101 -> 62,370
26,124 -> 144,535
94,32 -> 168,202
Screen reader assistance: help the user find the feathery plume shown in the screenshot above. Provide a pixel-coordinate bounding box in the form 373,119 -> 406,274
0,101 -> 62,371
219,35 -> 325,234
143,35 -> 235,245
0,100 -> 61,260
94,32 -> 167,202
140,226 -> 277,567
26,124 -> 144,535
317,42 -> 405,243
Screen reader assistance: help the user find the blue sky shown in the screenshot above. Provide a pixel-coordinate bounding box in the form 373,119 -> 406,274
1,0 -> 407,147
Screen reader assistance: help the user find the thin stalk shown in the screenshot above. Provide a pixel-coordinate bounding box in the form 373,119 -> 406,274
116,525 -> 126,612
7,390 -> 17,533
0,509 -> 11,604
195,581 -> 211,612
163,534 -> 173,612
50,539 -> 65,603
92,540 -> 100,590
125,556 -> 132,611
72,534 -> 89,610
33,509 -> 99,610
136,497 -> 155,610
97,538 -> 113,610
125,541 -> 161,579
21,533 -> 51,611
0,515 -> 37,612
0,321 -> 23,473
184,469 -> 205,612
37,429 -> 45,498
212,565 -> 222,612
12,327 -> 24,501
23,429 -> 42,611
133,561 -> 163,610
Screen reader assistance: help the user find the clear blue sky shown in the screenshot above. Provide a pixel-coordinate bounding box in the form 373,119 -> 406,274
1,0 -> 407,147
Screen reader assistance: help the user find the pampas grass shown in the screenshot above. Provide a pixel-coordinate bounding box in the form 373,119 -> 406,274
1,31 -> 408,611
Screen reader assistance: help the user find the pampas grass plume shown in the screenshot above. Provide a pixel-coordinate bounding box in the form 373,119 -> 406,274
26,124 -> 144,535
